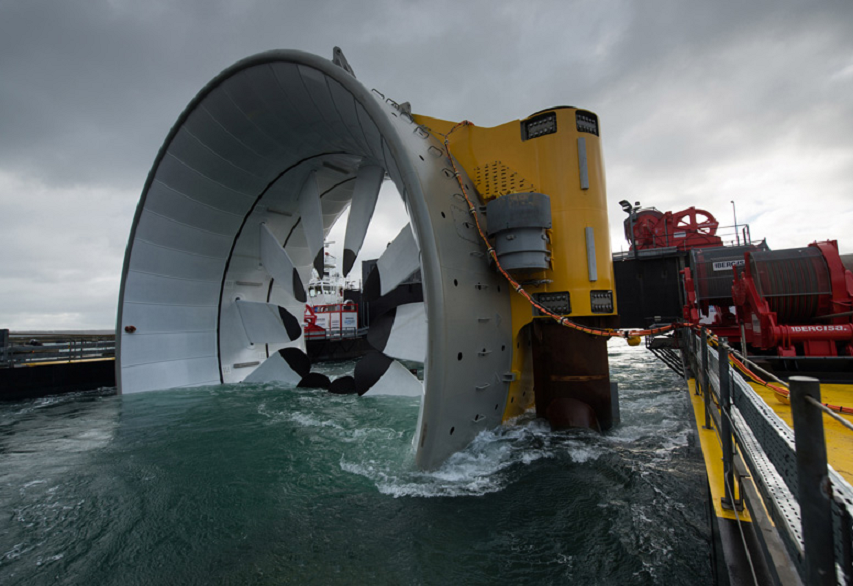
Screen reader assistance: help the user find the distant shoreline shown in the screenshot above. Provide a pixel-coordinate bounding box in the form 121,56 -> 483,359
7,330 -> 114,336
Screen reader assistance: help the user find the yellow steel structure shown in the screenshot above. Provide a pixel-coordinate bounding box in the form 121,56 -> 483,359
414,109 -> 616,421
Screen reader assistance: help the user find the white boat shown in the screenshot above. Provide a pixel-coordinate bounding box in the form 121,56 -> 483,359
304,246 -> 361,339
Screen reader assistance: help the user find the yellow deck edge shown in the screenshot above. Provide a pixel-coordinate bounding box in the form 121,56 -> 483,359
687,378 -> 753,522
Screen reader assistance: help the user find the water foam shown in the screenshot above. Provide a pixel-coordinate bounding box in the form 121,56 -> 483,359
271,347 -> 688,501
339,416 -> 587,498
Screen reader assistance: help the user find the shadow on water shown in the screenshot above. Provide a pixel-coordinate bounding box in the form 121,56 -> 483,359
0,345 -> 711,585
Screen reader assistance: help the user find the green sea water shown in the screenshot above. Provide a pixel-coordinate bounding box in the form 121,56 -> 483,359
0,345 -> 711,585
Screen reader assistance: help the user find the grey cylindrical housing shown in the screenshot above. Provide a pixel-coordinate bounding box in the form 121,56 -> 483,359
486,192 -> 552,271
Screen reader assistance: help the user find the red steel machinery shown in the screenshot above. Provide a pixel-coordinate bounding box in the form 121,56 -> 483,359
621,201 -> 853,360
681,243 -> 767,340
625,206 -> 723,251
731,240 -> 853,357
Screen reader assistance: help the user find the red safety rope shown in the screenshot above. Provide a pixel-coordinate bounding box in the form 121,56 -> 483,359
701,327 -> 853,415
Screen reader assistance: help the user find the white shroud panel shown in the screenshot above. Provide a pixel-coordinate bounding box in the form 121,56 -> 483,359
116,49 -> 513,470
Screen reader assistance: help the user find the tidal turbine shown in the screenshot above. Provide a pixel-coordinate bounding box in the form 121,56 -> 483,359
117,48 -> 619,469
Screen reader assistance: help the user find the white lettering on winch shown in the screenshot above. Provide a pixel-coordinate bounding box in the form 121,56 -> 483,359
712,259 -> 745,272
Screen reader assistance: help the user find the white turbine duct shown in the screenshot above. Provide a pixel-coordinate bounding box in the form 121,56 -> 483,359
116,49 -> 513,469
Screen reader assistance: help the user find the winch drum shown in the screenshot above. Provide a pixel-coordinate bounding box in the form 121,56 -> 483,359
748,247 -> 832,323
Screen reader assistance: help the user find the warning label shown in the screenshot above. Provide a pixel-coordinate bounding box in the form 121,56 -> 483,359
712,259 -> 745,272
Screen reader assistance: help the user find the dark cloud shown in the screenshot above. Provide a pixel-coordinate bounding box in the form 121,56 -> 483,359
0,0 -> 851,328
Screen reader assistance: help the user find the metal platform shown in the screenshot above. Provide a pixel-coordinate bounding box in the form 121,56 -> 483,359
680,328 -> 853,585
0,330 -> 116,400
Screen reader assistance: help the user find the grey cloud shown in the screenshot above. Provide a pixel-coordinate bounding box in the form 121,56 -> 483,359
1,0 -> 851,328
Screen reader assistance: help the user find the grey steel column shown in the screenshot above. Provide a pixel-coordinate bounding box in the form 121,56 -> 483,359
790,376 -> 835,586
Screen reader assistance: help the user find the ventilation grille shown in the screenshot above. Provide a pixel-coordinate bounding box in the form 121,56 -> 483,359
473,161 -> 535,200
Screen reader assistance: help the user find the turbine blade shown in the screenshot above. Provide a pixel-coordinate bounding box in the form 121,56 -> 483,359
235,299 -> 302,344
328,375 -> 357,394
369,282 -> 423,320
243,347 -> 311,384
298,171 -> 325,276
354,352 -> 423,397
298,372 -> 331,389
342,165 -> 384,276
363,223 -> 419,301
367,302 -> 426,362
259,223 -> 307,303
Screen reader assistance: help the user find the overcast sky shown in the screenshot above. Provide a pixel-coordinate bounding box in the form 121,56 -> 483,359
1,0 -> 851,330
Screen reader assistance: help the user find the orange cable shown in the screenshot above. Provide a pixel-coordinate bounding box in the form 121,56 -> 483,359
718,336 -> 853,415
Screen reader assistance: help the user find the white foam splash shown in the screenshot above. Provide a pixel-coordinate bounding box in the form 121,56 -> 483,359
257,401 -> 345,430
339,418 -> 570,498
561,439 -> 605,463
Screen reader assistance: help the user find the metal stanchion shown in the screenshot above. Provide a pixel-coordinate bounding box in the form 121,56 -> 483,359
691,331 -> 701,395
839,506 -> 853,586
701,328 -> 710,429
718,344 -> 738,509
790,376 -> 835,586
0,329 -> 8,367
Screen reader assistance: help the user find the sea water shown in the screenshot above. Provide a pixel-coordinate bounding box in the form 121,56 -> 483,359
0,344 -> 711,585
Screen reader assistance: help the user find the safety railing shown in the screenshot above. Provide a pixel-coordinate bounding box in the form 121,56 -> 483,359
684,328 -> 853,585
611,222 -> 752,259
715,222 -> 753,248
0,329 -> 115,367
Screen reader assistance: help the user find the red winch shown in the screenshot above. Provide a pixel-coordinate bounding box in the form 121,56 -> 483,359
626,206 -> 723,251
732,240 -> 853,357
681,244 -> 767,340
